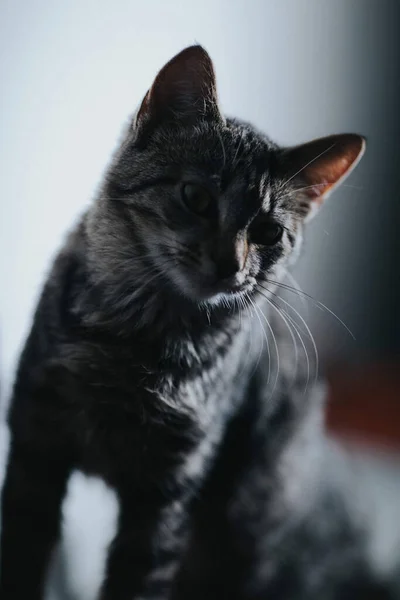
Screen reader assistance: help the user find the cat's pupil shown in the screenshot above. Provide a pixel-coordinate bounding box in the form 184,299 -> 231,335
182,183 -> 212,215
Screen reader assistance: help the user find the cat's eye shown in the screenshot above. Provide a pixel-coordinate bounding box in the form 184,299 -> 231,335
181,183 -> 212,215
250,220 -> 283,246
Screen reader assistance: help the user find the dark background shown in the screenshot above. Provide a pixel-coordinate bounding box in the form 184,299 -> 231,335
291,1 -> 400,365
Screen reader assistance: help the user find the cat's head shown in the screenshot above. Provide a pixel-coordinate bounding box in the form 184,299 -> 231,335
88,46 -> 365,320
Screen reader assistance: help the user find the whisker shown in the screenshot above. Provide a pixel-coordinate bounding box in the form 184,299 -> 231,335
266,279 -> 356,340
288,182 -> 363,196
242,293 -> 257,378
263,294 -> 300,390
247,295 -> 268,381
282,143 -> 336,187
249,296 -> 279,398
232,133 -> 244,172
276,303 -> 312,393
216,128 -> 227,170
260,283 -> 319,387
236,294 -> 253,378
284,271 -> 308,314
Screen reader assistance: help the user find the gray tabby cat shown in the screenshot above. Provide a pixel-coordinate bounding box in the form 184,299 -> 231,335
2,45 -> 397,600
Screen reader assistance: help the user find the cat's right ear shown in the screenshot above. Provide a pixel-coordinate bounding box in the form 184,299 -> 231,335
133,45 -> 224,144
279,134 -> 366,221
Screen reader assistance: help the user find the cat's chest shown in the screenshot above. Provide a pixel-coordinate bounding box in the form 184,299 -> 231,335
162,334 -> 248,424
164,343 -> 250,482
79,332 -> 248,482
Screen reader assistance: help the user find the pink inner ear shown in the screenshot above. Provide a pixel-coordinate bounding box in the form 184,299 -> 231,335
304,154 -> 356,202
288,134 -> 365,205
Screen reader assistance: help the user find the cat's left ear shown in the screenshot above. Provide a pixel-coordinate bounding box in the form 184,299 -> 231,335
134,45 -> 224,144
279,134 -> 366,221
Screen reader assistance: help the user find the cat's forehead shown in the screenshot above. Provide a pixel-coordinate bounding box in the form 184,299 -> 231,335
217,121 -> 275,208
159,119 -> 275,190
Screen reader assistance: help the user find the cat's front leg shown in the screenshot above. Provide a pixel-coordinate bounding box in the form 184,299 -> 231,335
0,440 -> 73,600
99,489 -> 188,600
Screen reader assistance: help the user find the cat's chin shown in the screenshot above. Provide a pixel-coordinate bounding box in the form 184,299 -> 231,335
205,288 -> 253,308
166,268 -> 257,307
181,282 -> 255,308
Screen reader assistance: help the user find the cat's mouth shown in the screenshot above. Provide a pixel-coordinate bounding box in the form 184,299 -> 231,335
217,279 -> 254,296
181,274 -> 255,304
167,260 -> 257,304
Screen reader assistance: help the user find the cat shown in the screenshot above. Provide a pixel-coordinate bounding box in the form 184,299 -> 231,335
0,44 -> 380,600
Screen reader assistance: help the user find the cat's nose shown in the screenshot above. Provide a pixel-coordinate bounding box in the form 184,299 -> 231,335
216,260 -> 240,282
212,235 -> 248,282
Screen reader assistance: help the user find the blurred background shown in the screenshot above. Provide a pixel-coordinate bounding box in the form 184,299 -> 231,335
1,1 -> 399,598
